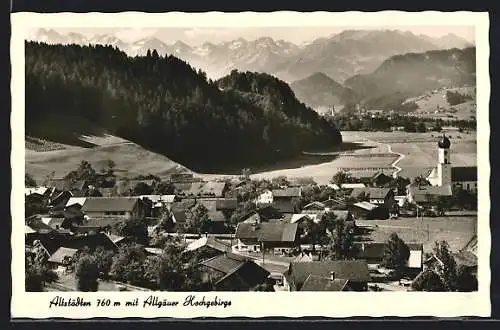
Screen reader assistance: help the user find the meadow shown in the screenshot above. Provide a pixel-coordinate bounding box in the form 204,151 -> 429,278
356,216 -> 477,253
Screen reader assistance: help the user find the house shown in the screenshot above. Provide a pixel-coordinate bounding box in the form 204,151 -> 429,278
36,232 -> 118,256
322,198 -> 348,210
406,185 -> 453,205
350,201 -> 389,220
284,260 -> 371,291
370,172 -> 393,188
272,187 -> 302,199
185,236 -> 232,261
198,252 -> 271,291
353,242 -> 423,270
451,167 -> 478,193
47,247 -> 79,273
350,187 -> 395,208
300,274 -> 351,291
105,233 -> 129,247
234,222 -> 299,255
25,186 -> 49,197
81,197 -> 147,219
256,189 -> 273,204
301,201 -> 326,214
273,199 -> 295,214
340,183 -> 366,190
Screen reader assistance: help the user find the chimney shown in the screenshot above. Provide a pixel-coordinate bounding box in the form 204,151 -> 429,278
330,271 -> 335,281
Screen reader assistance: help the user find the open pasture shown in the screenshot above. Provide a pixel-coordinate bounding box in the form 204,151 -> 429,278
356,216 -> 477,253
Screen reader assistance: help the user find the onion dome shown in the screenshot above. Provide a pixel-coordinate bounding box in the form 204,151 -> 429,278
438,134 -> 451,148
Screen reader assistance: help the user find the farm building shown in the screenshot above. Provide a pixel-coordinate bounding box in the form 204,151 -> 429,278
234,222 -> 299,255
81,197 -> 147,220
350,201 -> 389,220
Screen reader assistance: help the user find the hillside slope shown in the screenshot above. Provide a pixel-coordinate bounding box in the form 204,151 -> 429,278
26,42 -> 342,172
344,47 -> 476,110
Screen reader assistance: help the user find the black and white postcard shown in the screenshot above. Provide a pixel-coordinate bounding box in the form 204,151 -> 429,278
11,11 -> 491,318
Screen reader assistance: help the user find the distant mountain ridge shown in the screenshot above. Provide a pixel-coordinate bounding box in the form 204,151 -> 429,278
290,72 -> 357,110
29,28 -> 474,83
345,47 -> 476,110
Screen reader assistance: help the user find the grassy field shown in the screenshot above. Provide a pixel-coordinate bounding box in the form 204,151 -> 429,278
25,134 -> 188,182
356,216 -> 477,253
404,86 -> 476,121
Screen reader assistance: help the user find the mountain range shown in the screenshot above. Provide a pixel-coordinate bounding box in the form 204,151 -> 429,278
30,28 -> 474,84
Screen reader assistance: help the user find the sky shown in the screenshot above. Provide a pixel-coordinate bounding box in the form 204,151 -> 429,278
50,26 -> 475,46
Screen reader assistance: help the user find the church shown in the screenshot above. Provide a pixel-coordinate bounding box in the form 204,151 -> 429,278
425,134 -> 478,193
407,134 -> 477,204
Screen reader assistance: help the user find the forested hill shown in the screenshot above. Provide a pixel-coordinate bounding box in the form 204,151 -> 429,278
25,42 -> 342,172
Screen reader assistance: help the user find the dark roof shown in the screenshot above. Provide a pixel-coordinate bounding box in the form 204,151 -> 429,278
200,253 -> 270,287
350,187 -> 392,199
81,197 -> 139,213
452,167 -> 477,182
288,260 -> 371,288
300,275 -> 349,291
235,222 -> 298,243
47,247 -> 79,264
216,198 -> 238,210
272,187 -> 301,198
200,252 -> 250,274
273,199 -> 295,214
173,211 -> 188,223
38,232 -> 117,255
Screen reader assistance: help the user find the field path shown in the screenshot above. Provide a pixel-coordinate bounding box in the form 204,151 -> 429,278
354,134 -> 405,177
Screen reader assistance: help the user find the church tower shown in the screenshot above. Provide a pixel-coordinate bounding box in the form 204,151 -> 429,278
437,133 -> 452,187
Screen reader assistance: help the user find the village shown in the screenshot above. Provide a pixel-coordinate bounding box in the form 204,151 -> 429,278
25,134 -> 478,292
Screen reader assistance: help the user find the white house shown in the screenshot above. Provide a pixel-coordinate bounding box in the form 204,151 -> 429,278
255,189 -> 273,204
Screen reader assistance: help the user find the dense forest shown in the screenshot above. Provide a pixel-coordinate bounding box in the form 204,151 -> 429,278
25,42 -> 342,172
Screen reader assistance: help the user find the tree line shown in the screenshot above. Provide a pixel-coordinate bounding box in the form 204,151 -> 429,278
26,42 -> 342,172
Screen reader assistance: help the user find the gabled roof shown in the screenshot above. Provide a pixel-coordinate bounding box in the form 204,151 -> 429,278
200,253 -> 270,288
273,199 -> 295,214
300,275 -> 349,291
288,260 -> 371,288
340,183 -> 366,189
235,222 -> 299,243
81,197 -> 139,213
452,166 -> 477,182
105,233 -> 126,244
302,201 -> 326,211
272,187 -> 301,198
47,247 -> 79,264
66,197 -> 87,208
185,181 -> 226,197
200,252 -> 250,274
350,187 -> 391,199
408,185 -> 453,201
25,186 -> 49,196
186,236 -> 231,253
352,201 -> 378,211
290,214 -> 314,224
